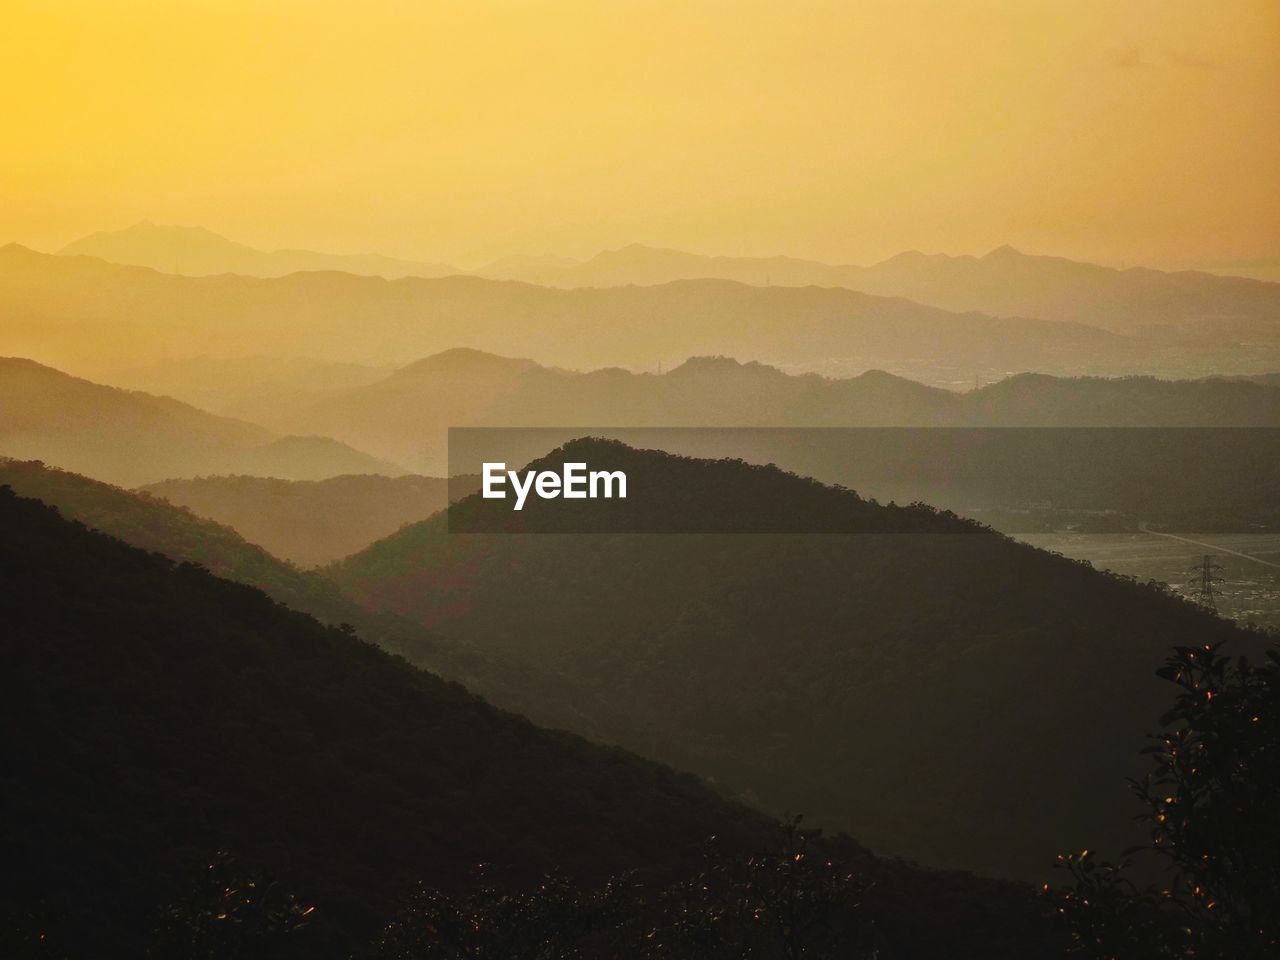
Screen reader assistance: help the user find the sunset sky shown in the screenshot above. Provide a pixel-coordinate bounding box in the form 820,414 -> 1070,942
3,0 -> 1277,272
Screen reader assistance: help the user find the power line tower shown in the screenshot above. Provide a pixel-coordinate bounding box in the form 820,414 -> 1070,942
1187,554 -> 1225,613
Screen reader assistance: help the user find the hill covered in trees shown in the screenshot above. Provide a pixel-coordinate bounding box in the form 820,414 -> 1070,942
328,439 -> 1264,879
0,485 -> 1057,958
0,459 -> 586,729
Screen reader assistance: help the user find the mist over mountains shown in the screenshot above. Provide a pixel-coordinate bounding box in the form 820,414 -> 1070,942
216,348 -> 1280,474
9,349 -> 1280,549
140,473 -> 459,566
479,242 -> 1280,338
54,223 -> 1280,341
2,243 -> 1139,387
6,221 -> 1277,949
10,0 -> 1280,951
0,358 -> 402,485
59,221 -> 460,280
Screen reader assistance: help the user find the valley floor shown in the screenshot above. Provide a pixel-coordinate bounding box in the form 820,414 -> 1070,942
1016,532 -> 1280,630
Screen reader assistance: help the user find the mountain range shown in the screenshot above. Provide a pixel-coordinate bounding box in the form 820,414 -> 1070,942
0,358 -> 403,485
10,242 -> 1264,388
217,348 -> 1280,475
10,351 -> 1279,542
59,220 -> 460,279
53,223 -> 1280,339
478,242 -> 1280,338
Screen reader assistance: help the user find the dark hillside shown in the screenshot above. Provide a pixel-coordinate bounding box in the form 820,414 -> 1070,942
330,439 -> 1261,879
0,487 -> 1055,958
0,458 -> 592,731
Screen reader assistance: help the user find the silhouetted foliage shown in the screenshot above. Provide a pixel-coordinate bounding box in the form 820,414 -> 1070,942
370,818 -> 874,959
373,870 -> 632,960
147,853 -> 316,960
0,900 -> 69,960
1049,640 -> 1280,958
643,817 -> 873,960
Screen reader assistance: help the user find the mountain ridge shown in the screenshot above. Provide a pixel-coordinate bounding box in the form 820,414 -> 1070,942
0,357 -> 404,484
475,240 -> 1280,336
58,220 -> 461,280
4,243 -> 1159,388
217,348 -> 1280,473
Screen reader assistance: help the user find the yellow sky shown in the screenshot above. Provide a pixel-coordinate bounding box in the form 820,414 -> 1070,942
2,0 -> 1277,270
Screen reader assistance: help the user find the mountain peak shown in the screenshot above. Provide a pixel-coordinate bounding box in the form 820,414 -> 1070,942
984,244 -> 1024,259
667,355 -> 791,381
390,347 -> 540,380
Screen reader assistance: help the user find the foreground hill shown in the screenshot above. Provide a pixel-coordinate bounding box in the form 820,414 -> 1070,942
328,439 -> 1258,880
0,486 -> 751,955
0,458 -> 583,730
2,244 -> 1149,386
228,350 -> 1280,487
60,220 -> 460,279
0,358 -> 402,485
482,242 -> 1280,338
0,485 -> 1060,958
140,473 -> 461,566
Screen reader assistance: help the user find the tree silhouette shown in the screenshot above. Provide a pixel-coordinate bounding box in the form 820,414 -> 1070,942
1050,640 -> 1280,958
646,816 -> 874,959
147,853 -> 316,960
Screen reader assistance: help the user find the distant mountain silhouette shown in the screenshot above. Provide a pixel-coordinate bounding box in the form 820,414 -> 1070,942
51,226 -> 1280,340
480,242 -> 1280,338
140,473 -> 462,566
0,357 -> 403,485
229,349 -> 1280,473
4,244 -> 1176,386
328,438 -> 1261,879
59,221 -> 461,279
243,435 -> 403,480
59,224 -> 1280,335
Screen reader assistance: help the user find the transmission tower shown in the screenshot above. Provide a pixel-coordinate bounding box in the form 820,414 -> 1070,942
1187,554 -> 1225,613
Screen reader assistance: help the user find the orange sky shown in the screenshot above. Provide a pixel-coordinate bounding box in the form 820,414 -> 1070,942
2,0 -> 1277,272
